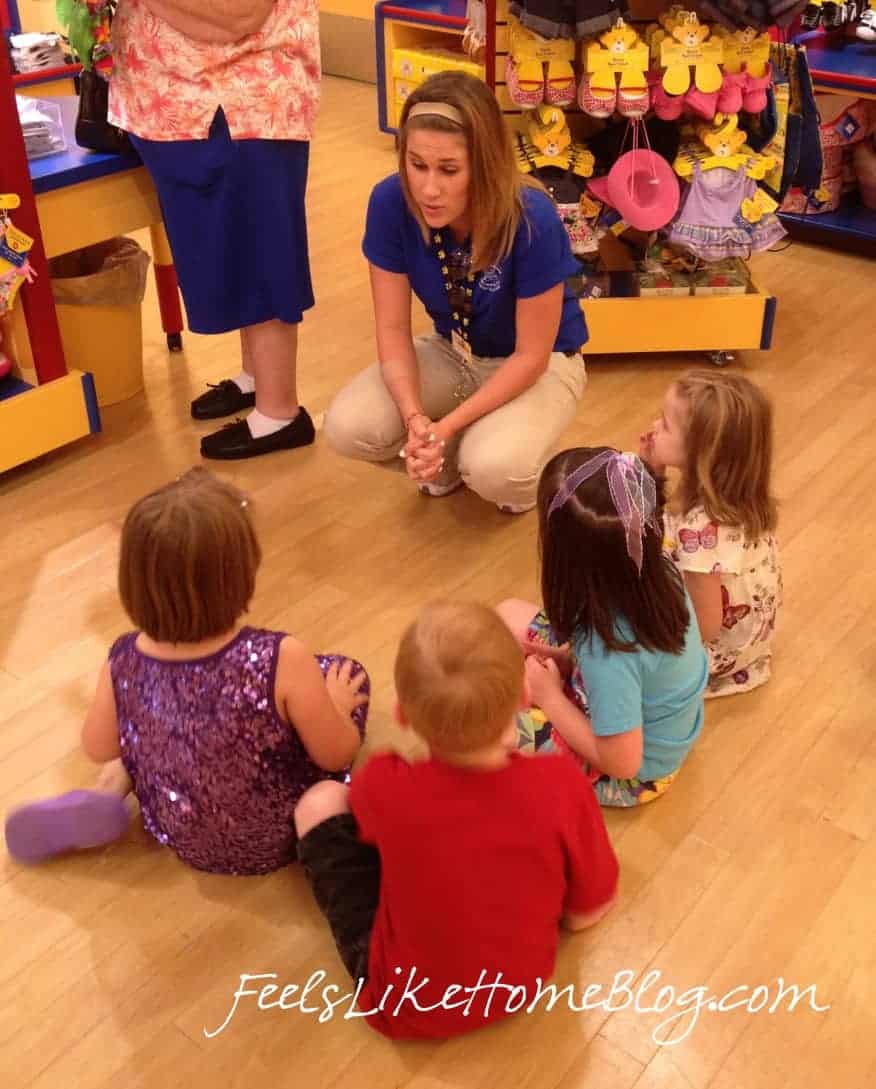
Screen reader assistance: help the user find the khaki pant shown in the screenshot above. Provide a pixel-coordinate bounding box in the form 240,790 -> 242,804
324,335 -> 587,510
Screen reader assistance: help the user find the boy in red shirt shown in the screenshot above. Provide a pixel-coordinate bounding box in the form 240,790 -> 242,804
294,601 -> 618,1039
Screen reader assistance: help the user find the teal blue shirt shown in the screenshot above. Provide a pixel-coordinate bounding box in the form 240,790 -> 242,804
572,596 -> 708,781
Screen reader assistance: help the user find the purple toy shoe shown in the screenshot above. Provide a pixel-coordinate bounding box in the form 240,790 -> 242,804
5,790 -> 129,863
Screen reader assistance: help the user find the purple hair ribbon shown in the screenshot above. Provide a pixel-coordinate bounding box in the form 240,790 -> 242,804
548,451 -> 657,574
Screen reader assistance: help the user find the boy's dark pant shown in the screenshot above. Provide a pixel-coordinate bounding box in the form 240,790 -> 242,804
297,814 -> 381,981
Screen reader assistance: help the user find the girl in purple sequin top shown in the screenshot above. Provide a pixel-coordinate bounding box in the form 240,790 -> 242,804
6,469 -> 369,874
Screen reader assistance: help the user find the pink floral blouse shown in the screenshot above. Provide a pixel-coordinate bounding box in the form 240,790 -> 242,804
108,0 -> 320,142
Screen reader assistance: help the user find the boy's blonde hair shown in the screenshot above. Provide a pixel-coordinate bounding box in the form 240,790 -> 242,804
398,71 -> 540,272
119,467 -> 261,643
673,370 -> 778,542
394,602 -> 524,753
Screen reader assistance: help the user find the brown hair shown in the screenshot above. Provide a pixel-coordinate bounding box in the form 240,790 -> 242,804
538,448 -> 690,654
394,601 -> 524,753
672,370 -> 778,542
118,467 -> 261,643
398,70 -> 540,271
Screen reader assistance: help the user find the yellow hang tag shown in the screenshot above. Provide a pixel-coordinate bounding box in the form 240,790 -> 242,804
715,27 -> 771,78
4,224 -> 34,255
586,20 -> 650,88
660,14 -> 724,94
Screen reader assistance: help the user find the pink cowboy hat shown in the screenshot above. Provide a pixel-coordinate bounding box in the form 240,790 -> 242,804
588,149 -> 680,231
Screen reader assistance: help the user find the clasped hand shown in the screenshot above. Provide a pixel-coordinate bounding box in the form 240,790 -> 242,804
402,414 -> 447,484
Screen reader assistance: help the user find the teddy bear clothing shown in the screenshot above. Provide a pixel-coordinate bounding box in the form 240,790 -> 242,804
668,163 -> 786,261
509,0 -> 630,39
665,507 -> 782,698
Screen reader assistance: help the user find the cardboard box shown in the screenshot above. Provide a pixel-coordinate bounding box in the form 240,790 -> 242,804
692,259 -> 750,295
638,270 -> 692,297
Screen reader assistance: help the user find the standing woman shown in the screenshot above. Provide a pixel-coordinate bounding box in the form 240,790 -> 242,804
110,0 -> 319,460
324,71 -> 588,513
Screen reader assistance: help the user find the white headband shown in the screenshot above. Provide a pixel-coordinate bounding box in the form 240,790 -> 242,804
407,101 -> 464,126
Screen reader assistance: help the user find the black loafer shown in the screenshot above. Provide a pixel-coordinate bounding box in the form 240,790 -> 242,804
191,380 -> 256,420
200,408 -> 316,460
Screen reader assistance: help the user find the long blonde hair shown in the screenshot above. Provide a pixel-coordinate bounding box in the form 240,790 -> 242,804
673,370 -> 778,542
398,71 -> 538,271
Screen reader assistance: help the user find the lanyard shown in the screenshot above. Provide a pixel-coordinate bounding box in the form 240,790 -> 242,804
432,231 -> 475,346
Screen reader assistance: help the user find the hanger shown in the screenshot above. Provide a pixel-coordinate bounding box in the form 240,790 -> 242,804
673,115 -> 778,179
515,107 -> 595,177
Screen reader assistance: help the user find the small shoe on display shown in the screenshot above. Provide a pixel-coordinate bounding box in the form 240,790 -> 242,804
650,75 -> 685,122
741,63 -> 772,114
686,85 -> 720,120
544,60 -> 576,107
505,55 -> 545,108
716,71 -> 747,116
858,4 -> 876,37
191,379 -> 256,420
200,407 -> 315,460
578,73 -> 617,118
617,83 -> 651,119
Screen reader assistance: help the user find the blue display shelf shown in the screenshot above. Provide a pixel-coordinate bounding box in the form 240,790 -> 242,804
779,196 -> 876,256
0,375 -> 33,402
795,32 -> 876,98
29,139 -> 141,196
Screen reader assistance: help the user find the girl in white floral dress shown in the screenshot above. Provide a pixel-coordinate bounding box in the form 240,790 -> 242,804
640,371 -> 782,698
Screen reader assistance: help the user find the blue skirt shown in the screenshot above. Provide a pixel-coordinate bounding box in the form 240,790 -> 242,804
131,109 -> 314,335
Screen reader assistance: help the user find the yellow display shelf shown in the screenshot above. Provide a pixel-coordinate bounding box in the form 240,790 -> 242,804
583,281 -> 776,355
0,371 -> 100,473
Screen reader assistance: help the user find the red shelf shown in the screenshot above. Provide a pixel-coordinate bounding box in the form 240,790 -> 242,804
12,63 -> 82,87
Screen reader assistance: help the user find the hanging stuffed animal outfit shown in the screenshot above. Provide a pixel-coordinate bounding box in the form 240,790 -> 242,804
669,117 -> 786,259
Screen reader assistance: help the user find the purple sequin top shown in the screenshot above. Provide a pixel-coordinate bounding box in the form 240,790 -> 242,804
110,627 -> 351,875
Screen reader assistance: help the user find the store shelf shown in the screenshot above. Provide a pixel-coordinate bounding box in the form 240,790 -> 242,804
795,31 -> 876,99
0,370 -> 100,473
583,282 -> 776,355
13,63 -> 82,89
0,375 -> 32,402
376,0 -> 472,132
30,137 -> 141,196
379,0 -> 467,25
779,195 -> 876,255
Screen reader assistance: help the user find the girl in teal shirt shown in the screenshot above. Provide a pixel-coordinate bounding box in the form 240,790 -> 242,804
499,446 -> 708,807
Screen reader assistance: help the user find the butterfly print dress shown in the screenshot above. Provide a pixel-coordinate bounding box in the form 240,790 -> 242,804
665,507 -> 782,698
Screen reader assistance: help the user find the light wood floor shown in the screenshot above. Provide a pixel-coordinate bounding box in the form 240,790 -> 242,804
2,76 -> 875,1089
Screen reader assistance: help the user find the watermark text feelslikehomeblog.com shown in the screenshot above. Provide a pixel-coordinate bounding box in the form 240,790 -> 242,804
204,967 -> 830,1045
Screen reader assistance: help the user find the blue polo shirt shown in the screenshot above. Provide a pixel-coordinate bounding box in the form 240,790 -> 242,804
362,173 -> 588,359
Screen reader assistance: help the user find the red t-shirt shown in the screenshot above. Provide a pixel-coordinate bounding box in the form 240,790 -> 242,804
349,751 -> 618,1039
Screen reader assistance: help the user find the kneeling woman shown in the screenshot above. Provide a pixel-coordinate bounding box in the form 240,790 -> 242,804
324,72 -> 588,513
